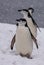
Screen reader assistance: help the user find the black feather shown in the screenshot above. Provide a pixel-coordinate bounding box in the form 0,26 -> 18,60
28,12 -> 40,31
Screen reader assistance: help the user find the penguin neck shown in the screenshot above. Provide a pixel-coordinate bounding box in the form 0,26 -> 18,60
18,23 -> 26,26
23,15 -> 34,31
22,13 -> 28,19
23,14 -> 33,25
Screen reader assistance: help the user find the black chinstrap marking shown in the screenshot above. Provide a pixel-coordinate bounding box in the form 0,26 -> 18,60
20,18 -> 26,21
16,18 -> 27,26
16,18 -> 26,22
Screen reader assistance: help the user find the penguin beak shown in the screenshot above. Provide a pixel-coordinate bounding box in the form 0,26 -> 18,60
18,10 -> 22,12
16,19 -> 19,21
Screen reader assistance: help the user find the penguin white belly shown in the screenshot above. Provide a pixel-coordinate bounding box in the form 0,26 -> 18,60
15,26 -> 33,55
27,18 -> 37,38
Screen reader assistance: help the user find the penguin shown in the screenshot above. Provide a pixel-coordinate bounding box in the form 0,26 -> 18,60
10,18 -> 38,58
18,7 -> 40,38
11,18 -> 33,58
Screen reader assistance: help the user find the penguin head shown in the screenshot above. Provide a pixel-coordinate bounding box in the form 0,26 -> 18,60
27,8 -> 34,18
18,9 -> 28,16
28,7 -> 34,15
16,18 -> 27,26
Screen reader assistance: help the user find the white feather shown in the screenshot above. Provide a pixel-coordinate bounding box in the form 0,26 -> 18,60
26,17 -> 37,38
15,26 -> 33,56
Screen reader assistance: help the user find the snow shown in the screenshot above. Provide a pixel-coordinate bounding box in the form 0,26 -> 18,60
0,23 -> 44,65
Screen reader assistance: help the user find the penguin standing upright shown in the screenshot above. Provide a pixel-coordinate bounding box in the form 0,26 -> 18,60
10,18 -> 35,58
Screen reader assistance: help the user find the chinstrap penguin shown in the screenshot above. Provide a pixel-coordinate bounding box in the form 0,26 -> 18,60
10,18 -> 38,58
11,18 -> 33,58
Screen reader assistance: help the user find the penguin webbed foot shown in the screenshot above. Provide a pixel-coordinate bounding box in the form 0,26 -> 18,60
25,54 -> 32,59
20,53 -> 32,59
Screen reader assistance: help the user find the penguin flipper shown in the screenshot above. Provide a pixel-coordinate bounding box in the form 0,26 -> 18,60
29,29 -> 38,49
25,22 -> 38,49
31,17 -> 41,32
10,34 -> 16,50
31,33 -> 38,49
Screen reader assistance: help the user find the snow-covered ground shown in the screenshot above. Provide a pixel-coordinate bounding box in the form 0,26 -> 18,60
0,23 -> 44,65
